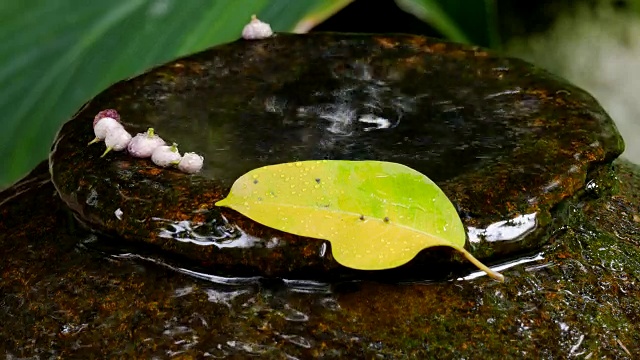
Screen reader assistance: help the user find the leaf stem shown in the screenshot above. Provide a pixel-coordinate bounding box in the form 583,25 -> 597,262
456,247 -> 505,282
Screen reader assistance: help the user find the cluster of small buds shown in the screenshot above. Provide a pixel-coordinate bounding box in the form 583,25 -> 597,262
88,109 -> 204,174
242,15 -> 273,40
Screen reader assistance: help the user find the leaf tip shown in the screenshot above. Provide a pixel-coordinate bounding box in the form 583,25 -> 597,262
215,198 -> 229,207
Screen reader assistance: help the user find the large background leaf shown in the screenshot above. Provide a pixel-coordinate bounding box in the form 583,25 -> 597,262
0,0 -> 352,188
395,0 -> 499,47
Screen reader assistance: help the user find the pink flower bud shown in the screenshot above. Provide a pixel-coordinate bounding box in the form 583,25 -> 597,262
178,152 -> 204,174
93,109 -> 121,127
151,143 -> 182,167
101,127 -> 132,157
242,15 -> 273,40
127,128 -> 166,158
89,117 -> 123,145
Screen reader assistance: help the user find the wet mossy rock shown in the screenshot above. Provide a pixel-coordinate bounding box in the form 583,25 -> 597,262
49,33 -> 624,279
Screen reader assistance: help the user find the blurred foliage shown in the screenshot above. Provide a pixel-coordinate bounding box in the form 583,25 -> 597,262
0,0 -> 498,188
397,0 -> 499,47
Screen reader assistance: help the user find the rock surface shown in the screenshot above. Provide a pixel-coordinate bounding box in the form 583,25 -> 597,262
1,33 -> 637,357
48,33 -> 623,279
1,159 -> 639,357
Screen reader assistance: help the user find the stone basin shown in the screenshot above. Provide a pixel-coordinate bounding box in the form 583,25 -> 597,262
2,33 -> 639,357
2,158 -> 640,357
49,33 -> 624,280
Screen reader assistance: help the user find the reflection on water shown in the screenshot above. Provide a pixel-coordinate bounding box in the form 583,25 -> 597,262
113,253 -> 262,286
467,212 -> 537,243
460,252 -> 545,280
283,279 -> 332,294
154,215 -> 268,249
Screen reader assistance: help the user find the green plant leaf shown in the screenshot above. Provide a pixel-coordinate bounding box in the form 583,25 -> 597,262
216,160 -> 504,281
394,0 -> 500,48
0,0 -> 351,189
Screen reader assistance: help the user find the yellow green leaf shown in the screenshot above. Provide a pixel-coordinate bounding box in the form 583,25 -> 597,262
215,160 -> 504,281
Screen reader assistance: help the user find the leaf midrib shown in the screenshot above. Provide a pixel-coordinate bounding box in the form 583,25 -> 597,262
229,197 -> 460,248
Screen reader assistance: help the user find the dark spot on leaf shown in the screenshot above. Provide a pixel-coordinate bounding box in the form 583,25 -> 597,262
315,178 -> 321,184
384,217 -> 390,223
253,179 -> 259,184
359,215 -> 365,221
